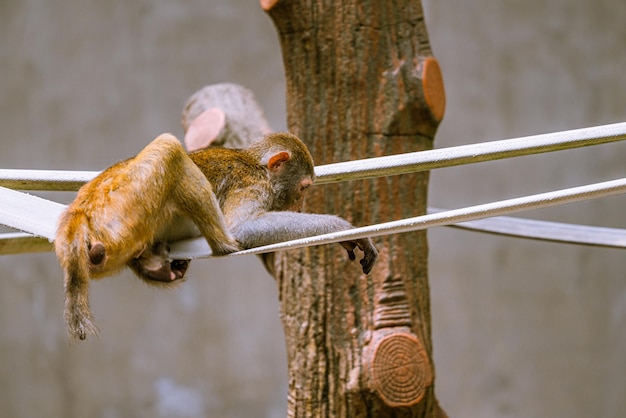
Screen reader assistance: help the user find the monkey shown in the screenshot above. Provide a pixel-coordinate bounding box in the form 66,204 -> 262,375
55,134 -> 240,340
55,132 -> 378,341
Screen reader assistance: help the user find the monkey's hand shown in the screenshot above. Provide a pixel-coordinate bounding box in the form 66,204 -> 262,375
339,237 -> 378,274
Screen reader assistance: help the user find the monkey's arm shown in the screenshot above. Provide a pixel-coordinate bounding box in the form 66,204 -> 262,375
231,212 -> 378,274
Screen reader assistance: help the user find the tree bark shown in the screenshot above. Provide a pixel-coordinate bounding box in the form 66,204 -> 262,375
262,1 -> 445,416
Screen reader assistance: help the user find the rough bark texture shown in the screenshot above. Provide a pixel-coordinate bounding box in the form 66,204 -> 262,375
263,1 -> 445,416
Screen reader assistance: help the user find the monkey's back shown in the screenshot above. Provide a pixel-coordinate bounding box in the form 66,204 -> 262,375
189,148 -> 272,217
57,134 -> 190,278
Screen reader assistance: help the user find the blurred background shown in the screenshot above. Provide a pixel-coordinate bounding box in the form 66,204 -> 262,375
1,0 -> 625,417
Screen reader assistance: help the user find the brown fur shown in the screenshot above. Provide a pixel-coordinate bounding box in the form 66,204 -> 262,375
55,133 -> 238,340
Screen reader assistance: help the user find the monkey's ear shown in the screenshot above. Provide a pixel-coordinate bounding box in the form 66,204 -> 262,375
267,151 -> 291,172
184,108 -> 226,151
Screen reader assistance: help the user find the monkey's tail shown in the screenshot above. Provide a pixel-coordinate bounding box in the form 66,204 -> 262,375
55,210 -> 99,341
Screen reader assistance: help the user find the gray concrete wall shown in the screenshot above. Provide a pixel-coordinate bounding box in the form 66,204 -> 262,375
0,1 -> 624,417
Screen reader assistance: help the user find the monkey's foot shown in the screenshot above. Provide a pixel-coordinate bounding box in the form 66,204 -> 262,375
133,259 -> 189,283
130,242 -> 190,283
170,259 -> 189,279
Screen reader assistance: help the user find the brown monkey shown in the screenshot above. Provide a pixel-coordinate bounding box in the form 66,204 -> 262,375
55,132 -> 378,340
55,134 -> 240,340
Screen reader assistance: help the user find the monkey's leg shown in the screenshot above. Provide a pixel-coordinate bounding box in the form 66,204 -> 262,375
168,155 -> 240,256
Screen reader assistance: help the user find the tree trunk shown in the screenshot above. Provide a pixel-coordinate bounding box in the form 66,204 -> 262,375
262,1 -> 445,416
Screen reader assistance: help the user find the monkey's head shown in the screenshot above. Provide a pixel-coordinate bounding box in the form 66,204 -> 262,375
249,132 -> 315,212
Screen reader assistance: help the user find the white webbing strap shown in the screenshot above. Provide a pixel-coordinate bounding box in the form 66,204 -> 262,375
2,177 -> 626,258
0,169 -> 97,191
315,121 -> 626,184
2,122 -> 626,191
428,209 -> 626,248
169,177 -> 626,259
0,186 -> 66,240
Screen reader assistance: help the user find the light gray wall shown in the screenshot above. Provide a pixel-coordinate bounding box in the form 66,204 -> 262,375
1,1 -> 625,417
425,1 -> 626,417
